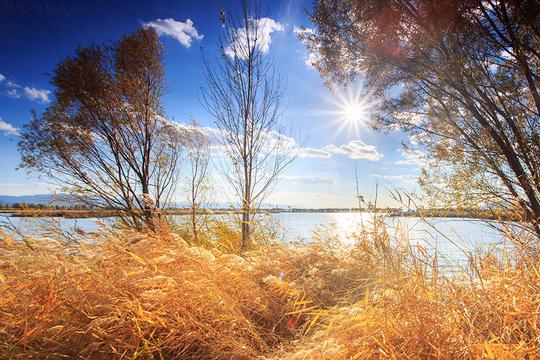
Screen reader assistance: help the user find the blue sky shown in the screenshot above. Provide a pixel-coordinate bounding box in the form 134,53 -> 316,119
0,0 -> 422,208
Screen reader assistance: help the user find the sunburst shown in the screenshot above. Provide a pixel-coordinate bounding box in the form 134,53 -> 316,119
313,80 -> 375,140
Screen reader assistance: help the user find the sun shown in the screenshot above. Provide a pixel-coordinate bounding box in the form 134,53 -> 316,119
342,101 -> 367,123
328,81 -> 374,137
305,80 -> 376,140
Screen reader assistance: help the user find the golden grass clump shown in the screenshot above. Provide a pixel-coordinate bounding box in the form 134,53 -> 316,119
273,224 -> 540,359
248,241 -> 378,308
0,230 -> 304,359
0,219 -> 538,359
172,215 -> 284,253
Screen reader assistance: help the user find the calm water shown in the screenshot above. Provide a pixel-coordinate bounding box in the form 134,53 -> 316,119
1,212 -> 508,269
264,212 -> 508,269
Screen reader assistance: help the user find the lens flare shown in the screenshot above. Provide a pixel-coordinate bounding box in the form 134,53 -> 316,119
298,80 -> 376,141
342,102 -> 367,123
328,81 -> 374,138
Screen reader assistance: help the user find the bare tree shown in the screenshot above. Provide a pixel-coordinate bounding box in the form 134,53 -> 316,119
184,122 -> 211,244
201,1 -> 295,251
18,28 -> 183,231
306,0 -> 540,237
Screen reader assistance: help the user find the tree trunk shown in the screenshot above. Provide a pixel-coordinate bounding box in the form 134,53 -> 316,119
141,182 -> 155,231
191,206 -> 198,244
241,209 -> 250,252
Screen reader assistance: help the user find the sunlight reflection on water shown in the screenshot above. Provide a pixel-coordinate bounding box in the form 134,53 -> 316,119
266,212 -> 507,269
2,211 -> 507,269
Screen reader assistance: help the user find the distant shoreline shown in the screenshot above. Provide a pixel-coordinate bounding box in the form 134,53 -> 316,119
0,207 -> 516,221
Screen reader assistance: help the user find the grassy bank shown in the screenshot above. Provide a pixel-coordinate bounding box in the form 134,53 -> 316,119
0,221 -> 538,359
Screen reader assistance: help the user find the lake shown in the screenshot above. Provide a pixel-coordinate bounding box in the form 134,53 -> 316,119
264,212 -> 509,268
1,212 -> 509,269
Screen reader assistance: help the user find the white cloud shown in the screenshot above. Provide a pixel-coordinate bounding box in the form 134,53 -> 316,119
166,120 -> 298,156
23,86 -> 50,103
323,140 -> 382,161
282,175 -> 336,185
0,117 -> 20,136
295,140 -> 383,161
372,174 -> 417,184
168,120 -> 381,162
304,51 -> 320,68
297,147 -> 331,158
293,26 -> 314,37
262,130 -> 297,152
0,75 -> 45,101
225,17 -> 284,58
6,89 -> 20,98
144,18 -> 203,48
170,122 -> 223,140
6,81 -> 21,88
396,149 -> 427,166
293,25 -> 320,68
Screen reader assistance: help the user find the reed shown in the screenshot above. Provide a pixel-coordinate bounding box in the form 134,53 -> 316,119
0,218 -> 538,359
0,228 -> 290,359
273,220 -> 540,359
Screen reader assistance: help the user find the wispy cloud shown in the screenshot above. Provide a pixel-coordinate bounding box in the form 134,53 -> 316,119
293,26 -> 319,68
143,18 -> 203,48
168,119 -> 381,162
292,26 -> 314,37
23,87 -> 50,103
6,80 -> 21,88
324,140 -> 383,161
297,140 -> 382,161
0,74 -> 50,103
166,120 -> 296,156
0,117 -> 20,136
297,147 -> 331,158
282,175 -> 336,185
5,89 -> 20,98
225,17 -> 284,58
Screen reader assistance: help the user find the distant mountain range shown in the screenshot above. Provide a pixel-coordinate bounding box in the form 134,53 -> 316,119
0,194 -> 290,209
0,194 -> 72,206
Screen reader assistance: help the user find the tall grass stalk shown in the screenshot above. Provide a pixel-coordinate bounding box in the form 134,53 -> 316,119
0,215 -> 538,359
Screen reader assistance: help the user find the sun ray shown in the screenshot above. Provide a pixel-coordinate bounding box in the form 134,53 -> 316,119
320,80 -> 375,140
292,79 -> 377,143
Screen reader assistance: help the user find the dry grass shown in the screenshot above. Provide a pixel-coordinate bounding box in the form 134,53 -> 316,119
0,229 -> 291,359
0,218 -> 538,359
272,222 -> 540,359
